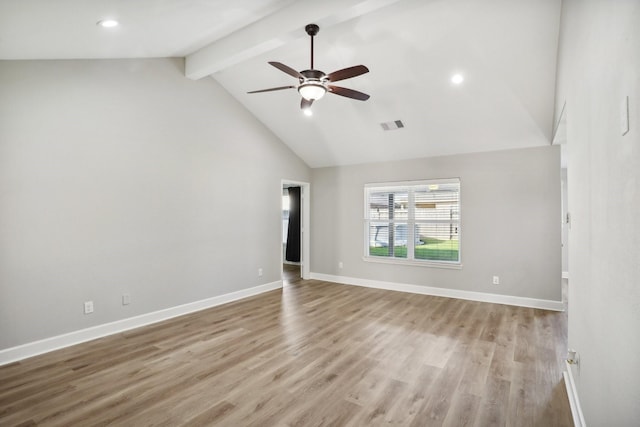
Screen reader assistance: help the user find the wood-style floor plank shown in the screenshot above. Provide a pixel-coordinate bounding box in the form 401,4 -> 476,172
0,267 -> 573,426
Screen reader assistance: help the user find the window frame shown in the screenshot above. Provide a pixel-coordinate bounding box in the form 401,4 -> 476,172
363,178 -> 462,269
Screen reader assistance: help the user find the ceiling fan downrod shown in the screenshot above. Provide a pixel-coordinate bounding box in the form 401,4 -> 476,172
305,24 -> 319,70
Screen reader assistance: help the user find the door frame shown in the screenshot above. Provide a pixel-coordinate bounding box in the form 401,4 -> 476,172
281,179 -> 310,280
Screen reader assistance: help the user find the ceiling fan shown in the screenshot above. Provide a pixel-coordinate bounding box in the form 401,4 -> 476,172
247,24 -> 370,113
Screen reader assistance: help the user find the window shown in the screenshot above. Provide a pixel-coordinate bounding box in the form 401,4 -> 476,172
364,179 -> 461,266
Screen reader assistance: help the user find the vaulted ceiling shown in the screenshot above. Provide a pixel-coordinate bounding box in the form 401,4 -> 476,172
0,0 -> 562,168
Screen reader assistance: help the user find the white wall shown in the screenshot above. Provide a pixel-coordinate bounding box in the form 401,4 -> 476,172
0,58 -> 310,350
311,146 -> 561,303
561,168 -> 569,275
556,0 -> 640,424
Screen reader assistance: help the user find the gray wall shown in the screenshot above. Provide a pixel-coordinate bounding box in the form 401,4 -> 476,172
556,0 -> 640,424
0,58 -> 310,350
311,146 -> 561,302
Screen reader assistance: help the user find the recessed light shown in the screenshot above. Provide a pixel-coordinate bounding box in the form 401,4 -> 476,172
451,73 -> 464,85
97,19 -> 119,28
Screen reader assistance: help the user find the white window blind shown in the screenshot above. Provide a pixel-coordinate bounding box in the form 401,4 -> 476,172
364,179 -> 461,265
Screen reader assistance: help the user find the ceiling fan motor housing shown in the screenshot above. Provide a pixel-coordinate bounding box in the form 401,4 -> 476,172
298,69 -> 328,100
300,69 -> 326,82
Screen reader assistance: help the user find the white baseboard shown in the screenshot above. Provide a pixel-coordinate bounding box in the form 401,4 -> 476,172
562,271 -> 570,279
310,273 -> 564,311
0,281 -> 282,366
564,361 -> 586,427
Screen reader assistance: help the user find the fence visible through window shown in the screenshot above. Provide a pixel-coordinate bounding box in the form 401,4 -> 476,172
365,179 -> 460,265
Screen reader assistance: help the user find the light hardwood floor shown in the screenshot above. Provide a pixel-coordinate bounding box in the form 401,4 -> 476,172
0,270 -> 573,426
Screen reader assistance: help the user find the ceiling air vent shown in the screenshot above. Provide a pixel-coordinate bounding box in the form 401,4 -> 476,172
380,120 -> 404,131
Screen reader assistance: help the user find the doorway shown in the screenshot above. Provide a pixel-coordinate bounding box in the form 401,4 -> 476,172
281,180 -> 310,282
552,102 -> 569,279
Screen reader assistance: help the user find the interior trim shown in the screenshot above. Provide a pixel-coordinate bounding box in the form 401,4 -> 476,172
0,280 -> 283,366
564,361 -> 586,427
310,273 -> 565,311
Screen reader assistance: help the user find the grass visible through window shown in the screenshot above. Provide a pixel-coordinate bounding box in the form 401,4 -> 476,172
369,237 -> 459,261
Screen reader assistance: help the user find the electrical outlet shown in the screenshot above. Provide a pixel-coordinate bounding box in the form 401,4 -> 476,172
122,294 -> 131,306
492,276 -> 500,285
84,301 -> 94,314
258,268 -> 263,277
338,261 -> 344,269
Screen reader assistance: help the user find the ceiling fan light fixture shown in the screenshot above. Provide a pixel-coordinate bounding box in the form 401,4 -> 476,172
298,82 -> 327,101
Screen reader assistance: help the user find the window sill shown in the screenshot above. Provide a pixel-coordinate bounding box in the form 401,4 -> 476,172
362,256 -> 463,270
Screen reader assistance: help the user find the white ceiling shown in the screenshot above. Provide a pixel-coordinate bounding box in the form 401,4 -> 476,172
0,0 -> 562,168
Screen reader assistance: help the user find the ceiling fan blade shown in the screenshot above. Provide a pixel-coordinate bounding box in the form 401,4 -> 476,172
269,61 -> 304,79
328,85 -> 370,101
300,98 -> 314,110
327,65 -> 369,82
247,85 -> 296,94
